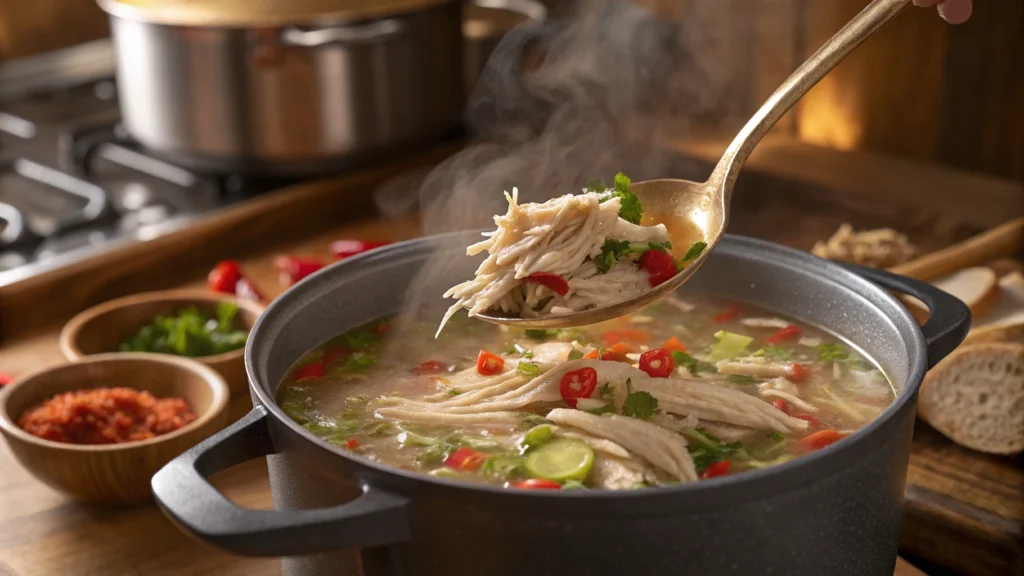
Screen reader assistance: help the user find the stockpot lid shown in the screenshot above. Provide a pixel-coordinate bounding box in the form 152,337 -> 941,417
96,0 -> 459,27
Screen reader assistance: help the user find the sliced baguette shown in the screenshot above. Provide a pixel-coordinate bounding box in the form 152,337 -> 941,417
904,266 -> 1000,324
964,271 -> 1024,345
918,343 -> 1024,455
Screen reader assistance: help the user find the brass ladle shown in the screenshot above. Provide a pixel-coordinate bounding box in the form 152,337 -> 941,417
477,0 -> 912,330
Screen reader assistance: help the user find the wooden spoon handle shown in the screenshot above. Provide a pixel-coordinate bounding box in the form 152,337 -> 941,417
890,217 -> 1024,281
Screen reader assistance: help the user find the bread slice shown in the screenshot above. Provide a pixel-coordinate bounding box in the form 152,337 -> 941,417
905,266 -> 1000,324
965,271 -> 1024,345
918,343 -> 1024,455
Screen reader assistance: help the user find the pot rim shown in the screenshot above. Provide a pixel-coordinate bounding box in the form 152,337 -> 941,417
245,231 -> 928,500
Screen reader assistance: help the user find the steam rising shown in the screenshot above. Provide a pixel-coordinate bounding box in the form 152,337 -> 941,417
383,0 -> 758,332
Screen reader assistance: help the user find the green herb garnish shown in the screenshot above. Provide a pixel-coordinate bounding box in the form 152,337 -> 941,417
522,414 -> 553,428
622,390 -> 659,420
672,350 -> 717,375
524,329 -> 557,340
594,239 -> 674,274
481,454 -> 524,478
816,343 -> 848,363
567,348 -> 585,361
681,241 -> 707,262
448,388 -> 461,396
118,302 -> 248,357
561,479 -> 587,490
343,330 -> 376,348
586,179 -> 607,193
681,428 -> 744,473
597,382 -> 616,400
517,361 -> 540,377
612,172 -> 642,224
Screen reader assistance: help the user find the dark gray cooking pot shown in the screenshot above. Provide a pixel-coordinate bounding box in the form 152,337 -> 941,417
152,232 -> 969,576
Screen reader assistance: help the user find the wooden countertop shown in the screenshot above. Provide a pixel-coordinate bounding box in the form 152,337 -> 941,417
2,138 -> 1021,576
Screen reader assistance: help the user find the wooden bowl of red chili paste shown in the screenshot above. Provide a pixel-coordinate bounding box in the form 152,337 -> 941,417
0,353 -> 228,505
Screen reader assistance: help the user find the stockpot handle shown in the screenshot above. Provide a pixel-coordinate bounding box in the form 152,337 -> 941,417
151,407 -> 410,557
281,19 -> 407,47
840,263 -> 971,369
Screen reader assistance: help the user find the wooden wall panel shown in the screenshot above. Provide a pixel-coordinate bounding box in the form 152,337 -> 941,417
0,0 -> 109,60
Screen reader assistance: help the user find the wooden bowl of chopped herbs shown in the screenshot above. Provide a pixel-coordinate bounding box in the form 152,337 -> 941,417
60,290 -> 265,394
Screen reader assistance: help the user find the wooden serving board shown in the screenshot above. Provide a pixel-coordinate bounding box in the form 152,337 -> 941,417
1,137 -> 1022,575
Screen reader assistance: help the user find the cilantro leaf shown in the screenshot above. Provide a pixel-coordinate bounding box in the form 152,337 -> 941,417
586,179 -> 608,193
595,239 -> 631,273
597,382 -> 616,400
622,390 -> 659,420
681,241 -> 707,262
672,350 -> 717,375
613,172 -> 643,225
817,343 -> 849,363
680,428 -> 744,473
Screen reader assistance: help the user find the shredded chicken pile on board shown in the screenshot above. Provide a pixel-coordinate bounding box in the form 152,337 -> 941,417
812,223 -> 917,268
437,188 -> 670,337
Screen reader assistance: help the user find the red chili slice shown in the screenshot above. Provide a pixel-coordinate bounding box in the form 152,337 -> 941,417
292,362 -> 325,381
344,438 -> 361,450
444,447 -> 487,471
599,350 -> 631,363
796,430 -> 843,453
772,399 -> 790,414
476,349 -> 505,376
235,277 -> 266,303
524,272 -> 570,296
414,360 -> 446,375
330,239 -> 390,260
787,362 -> 810,383
639,249 -> 677,287
274,255 -> 324,287
765,324 -> 803,344
638,349 -> 674,378
560,367 -> 598,408
0,373 -> 11,386
794,413 -> 820,428
514,479 -> 562,490
713,304 -> 741,323
208,260 -> 242,294
700,460 -> 731,479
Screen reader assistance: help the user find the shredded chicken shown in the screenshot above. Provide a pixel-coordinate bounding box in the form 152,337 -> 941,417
717,357 -> 795,381
437,188 -> 671,336
547,409 -> 699,482
588,455 -> 652,490
740,317 -> 790,329
812,223 -> 917,268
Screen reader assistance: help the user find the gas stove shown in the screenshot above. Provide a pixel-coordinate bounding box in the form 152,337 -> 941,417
0,40 -> 299,287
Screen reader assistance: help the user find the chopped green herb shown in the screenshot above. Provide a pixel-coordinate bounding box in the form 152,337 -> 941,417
586,178 -> 607,193
343,330 -> 376,349
524,329 -> 557,340
597,382 -> 616,400
505,344 -> 518,355
362,422 -> 391,436
118,304 -> 248,357
481,454 -> 524,478
521,350 -> 534,359
612,172 -> 643,225
680,428 -> 744,473
622,390 -> 659,420
397,429 -> 439,447
681,241 -> 707,262
726,375 -> 757,385
567,348 -> 585,360
631,483 -> 648,490
561,479 -> 587,490
346,352 -> 376,371
448,388 -> 461,396
584,404 -> 617,415
594,239 -> 674,274
449,434 -> 502,452
754,346 -> 795,360
418,443 -> 453,463
517,361 -> 540,377
816,343 -> 849,363
769,431 -> 786,443
672,350 -> 717,375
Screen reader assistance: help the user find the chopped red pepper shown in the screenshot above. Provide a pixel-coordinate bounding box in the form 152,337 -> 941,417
638,349 -> 674,378
323,346 -> 352,366
0,373 -> 11,386
639,248 -> 677,287
583,349 -> 600,360
601,329 -> 651,347
292,362 -> 325,381
599,349 -> 631,363
373,322 -> 389,336
274,255 -> 324,287
772,399 -> 790,414
524,272 -> 570,296
794,413 -> 820,428
514,479 -> 562,490
765,324 -> 803,344
444,447 -> 487,471
235,277 -> 266,303
476,350 -> 505,376
661,337 -> 687,353
344,438 -> 360,450
207,260 -> 242,294
787,362 -> 810,383
713,304 -> 741,323
560,367 -> 598,408
330,239 -> 390,260
414,360 -> 446,375
606,342 -> 634,354
796,429 -> 843,453
700,460 -> 731,479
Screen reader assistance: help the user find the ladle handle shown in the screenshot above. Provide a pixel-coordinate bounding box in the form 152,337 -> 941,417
712,0 -> 911,200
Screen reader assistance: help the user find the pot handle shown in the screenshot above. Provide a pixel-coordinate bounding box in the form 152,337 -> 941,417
841,263 -> 971,368
281,19 -> 407,47
151,407 -> 410,557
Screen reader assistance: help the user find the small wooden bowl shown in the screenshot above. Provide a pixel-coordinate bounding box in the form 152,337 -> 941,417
0,353 -> 229,506
60,289 -> 264,394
